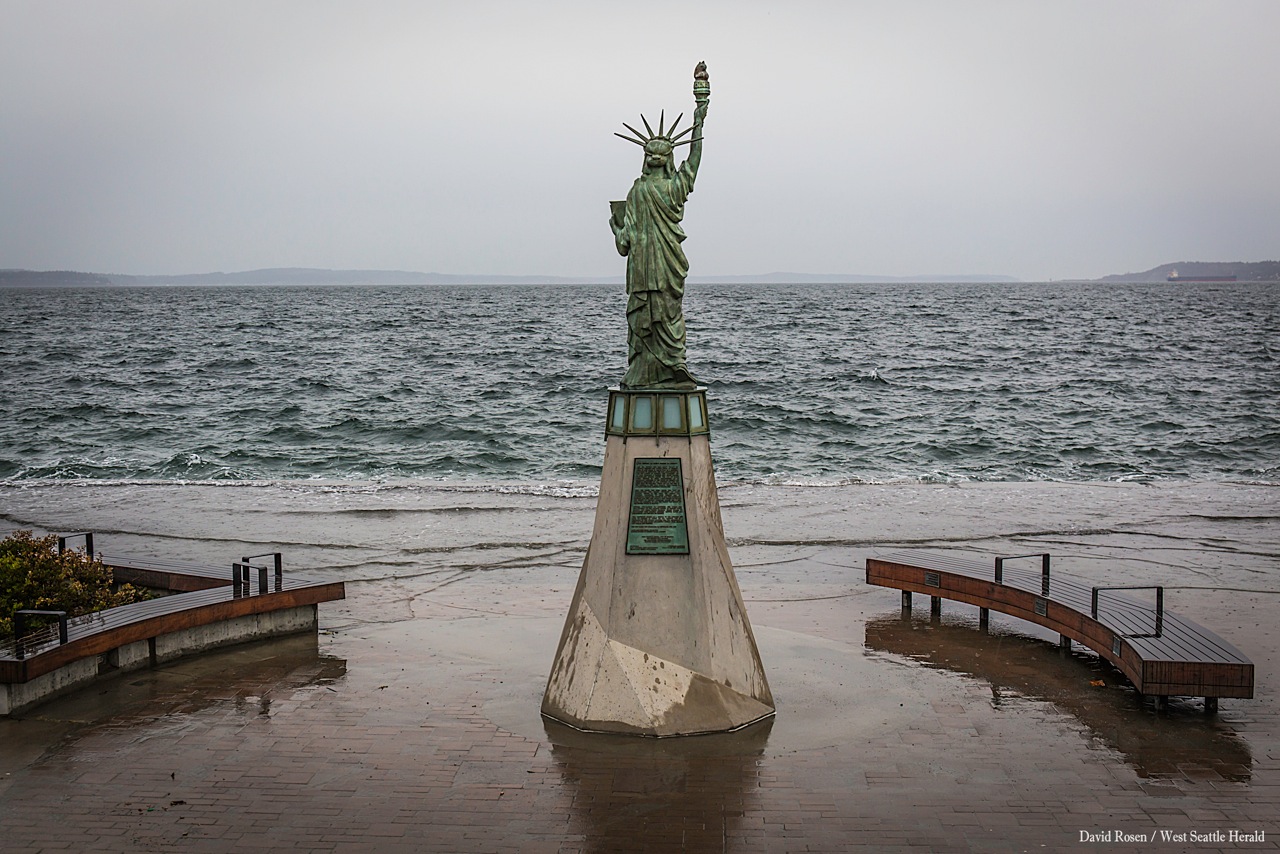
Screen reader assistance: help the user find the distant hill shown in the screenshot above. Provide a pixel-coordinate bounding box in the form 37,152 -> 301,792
17,263 -> 1276,288
0,269 -> 114,287
113,268 -> 601,286
0,266 -> 1020,288
0,267 -> 607,287
1099,261 -> 1280,283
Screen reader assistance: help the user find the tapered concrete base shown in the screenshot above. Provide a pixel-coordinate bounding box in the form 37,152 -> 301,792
542,389 -> 773,736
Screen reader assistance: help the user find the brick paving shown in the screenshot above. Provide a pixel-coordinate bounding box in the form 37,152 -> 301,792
1,560 -> 1277,852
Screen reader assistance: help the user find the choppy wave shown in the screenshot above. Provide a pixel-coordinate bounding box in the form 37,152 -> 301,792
1,281 -> 1277,485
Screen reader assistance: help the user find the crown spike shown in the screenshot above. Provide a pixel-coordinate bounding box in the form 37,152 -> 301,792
640,113 -> 655,137
658,110 -> 665,136
670,125 -> 695,142
622,122 -> 649,142
615,132 -> 647,147
667,113 -> 684,137
672,136 -> 702,148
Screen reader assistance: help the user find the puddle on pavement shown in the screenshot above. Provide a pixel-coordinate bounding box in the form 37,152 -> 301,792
545,715 -> 773,847
0,633 -> 347,781
864,612 -> 1252,781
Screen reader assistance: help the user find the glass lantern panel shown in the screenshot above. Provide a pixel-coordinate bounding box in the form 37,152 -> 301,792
610,395 -> 627,431
661,396 -> 683,431
631,396 -> 654,431
688,395 -> 705,430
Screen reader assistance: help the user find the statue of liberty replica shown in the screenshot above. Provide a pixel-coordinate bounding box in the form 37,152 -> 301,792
542,63 -> 774,737
608,61 -> 710,389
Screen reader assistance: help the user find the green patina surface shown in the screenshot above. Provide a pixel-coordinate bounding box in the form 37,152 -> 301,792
610,62 -> 711,390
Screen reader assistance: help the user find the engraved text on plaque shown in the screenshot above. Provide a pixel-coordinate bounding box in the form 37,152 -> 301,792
626,458 -> 689,555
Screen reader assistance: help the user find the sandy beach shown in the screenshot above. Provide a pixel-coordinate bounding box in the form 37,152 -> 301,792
1,480 -> 1277,851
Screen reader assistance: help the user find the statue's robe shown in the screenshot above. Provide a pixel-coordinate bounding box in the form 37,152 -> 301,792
616,157 -> 697,388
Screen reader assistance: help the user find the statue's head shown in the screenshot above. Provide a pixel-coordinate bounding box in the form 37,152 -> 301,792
643,138 -> 673,171
614,110 -> 696,175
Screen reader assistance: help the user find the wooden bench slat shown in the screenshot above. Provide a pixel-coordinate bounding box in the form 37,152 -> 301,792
100,553 -> 227,575
64,575 -> 326,637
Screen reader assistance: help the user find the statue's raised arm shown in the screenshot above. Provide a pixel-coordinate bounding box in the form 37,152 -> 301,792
684,61 -> 710,181
609,62 -> 711,390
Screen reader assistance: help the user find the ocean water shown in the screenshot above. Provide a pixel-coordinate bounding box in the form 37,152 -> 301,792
0,281 -> 1276,486
3,283 -> 1278,854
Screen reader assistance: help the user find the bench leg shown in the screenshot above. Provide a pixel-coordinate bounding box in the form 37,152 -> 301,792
979,608 -> 989,631
1156,695 -> 1169,712
901,591 -> 912,614
1205,697 -> 1218,714
1059,634 -> 1071,651
930,596 -> 941,620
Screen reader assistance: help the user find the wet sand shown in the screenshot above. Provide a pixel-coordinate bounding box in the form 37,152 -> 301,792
0,481 -> 1277,851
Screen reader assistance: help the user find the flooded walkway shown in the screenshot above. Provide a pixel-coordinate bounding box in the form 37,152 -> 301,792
2,544 -> 1276,852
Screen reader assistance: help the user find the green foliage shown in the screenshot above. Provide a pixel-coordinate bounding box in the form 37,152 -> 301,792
0,530 -> 150,638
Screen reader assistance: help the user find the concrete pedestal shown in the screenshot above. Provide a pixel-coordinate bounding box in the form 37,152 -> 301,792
542,388 -> 774,736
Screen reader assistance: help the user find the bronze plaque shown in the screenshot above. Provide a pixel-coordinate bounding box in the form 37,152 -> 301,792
626,458 -> 689,555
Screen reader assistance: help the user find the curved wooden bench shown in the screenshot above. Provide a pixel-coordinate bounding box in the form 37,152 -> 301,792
866,551 -> 1253,707
1,573 -> 344,684
2,542 -> 344,715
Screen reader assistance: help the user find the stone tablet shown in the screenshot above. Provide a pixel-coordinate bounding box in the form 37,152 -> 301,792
626,458 -> 689,555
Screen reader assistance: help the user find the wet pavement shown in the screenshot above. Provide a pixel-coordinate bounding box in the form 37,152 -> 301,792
1,546 -> 1277,852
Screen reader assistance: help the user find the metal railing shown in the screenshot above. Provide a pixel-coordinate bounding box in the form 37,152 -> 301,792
233,552 -> 283,596
994,552 -> 1051,594
1092,585 -> 1164,638
9,610 -> 68,660
57,532 -> 95,556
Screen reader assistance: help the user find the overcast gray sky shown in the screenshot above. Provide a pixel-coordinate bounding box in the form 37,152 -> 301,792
2,1 -> 1277,281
